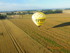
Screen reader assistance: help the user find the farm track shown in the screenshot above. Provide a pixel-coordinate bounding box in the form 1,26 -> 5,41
0,20 -> 19,53
2,20 -> 25,53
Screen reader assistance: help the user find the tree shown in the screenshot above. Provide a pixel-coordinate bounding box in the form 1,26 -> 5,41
54,10 -> 62,13
0,14 -> 7,19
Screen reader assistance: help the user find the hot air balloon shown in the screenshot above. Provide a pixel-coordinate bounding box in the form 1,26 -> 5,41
32,12 -> 46,27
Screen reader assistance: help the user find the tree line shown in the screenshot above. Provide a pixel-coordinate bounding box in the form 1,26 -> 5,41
43,10 -> 62,14
6,9 -> 63,15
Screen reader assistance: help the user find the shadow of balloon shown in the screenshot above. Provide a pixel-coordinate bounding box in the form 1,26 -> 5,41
53,22 -> 70,28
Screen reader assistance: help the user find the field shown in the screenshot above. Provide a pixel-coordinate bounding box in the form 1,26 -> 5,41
0,13 -> 70,53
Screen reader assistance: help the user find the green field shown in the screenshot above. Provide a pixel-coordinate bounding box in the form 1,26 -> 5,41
0,13 -> 70,53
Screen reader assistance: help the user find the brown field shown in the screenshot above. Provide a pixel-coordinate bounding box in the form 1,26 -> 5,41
0,13 -> 70,53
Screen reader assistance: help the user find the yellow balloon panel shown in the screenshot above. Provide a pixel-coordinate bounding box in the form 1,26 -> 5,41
32,12 -> 46,27
36,19 -> 45,26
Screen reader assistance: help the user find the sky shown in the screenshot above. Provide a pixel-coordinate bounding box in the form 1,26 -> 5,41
0,0 -> 70,11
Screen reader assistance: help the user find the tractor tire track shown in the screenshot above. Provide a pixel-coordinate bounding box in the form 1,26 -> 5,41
2,20 -> 25,53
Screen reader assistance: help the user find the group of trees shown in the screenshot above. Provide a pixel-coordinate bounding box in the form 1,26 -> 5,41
0,14 -> 7,19
6,11 -> 33,15
6,12 -> 16,15
43,10 -> 62,14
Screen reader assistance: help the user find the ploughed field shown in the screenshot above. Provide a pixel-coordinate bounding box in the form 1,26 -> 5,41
0,13 -> 70,53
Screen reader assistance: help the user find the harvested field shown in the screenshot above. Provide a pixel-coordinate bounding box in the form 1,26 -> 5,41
0,13 -> 70,53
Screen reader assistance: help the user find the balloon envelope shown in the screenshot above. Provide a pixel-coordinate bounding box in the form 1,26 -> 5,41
32,12 -> 46,27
